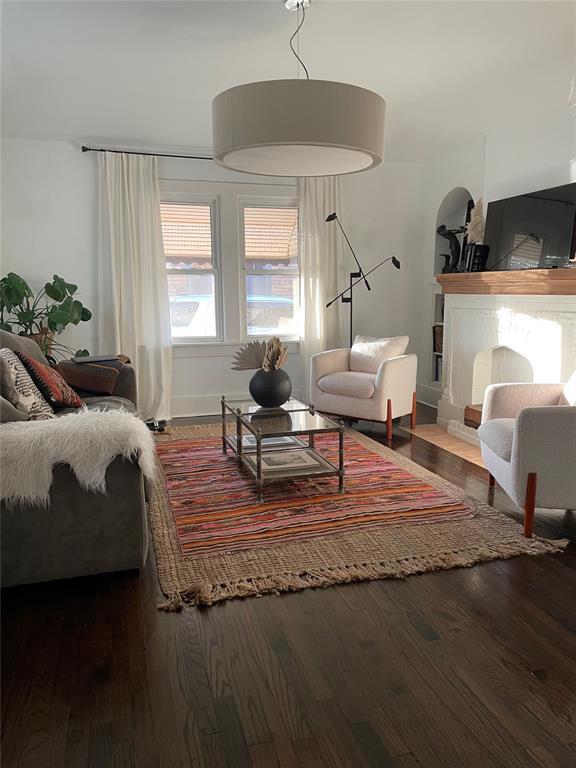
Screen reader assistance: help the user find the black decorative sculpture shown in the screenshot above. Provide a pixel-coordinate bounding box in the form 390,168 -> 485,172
437,224 -> 467,273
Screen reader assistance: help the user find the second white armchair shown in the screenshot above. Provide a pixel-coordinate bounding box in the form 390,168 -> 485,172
478,373 -> 576,537
310,335 -> 418,440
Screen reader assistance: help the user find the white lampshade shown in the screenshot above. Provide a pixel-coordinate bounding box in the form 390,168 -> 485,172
212,79 -> 385,177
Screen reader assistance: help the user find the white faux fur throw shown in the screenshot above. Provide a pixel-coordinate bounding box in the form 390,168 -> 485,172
0,408 -> 157,505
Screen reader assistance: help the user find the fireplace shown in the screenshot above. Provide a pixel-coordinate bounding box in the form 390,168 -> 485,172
471,346 -> 533,403
435,283 -> 576,444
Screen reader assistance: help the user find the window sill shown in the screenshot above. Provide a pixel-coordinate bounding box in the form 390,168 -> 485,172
172,339 -> 301,358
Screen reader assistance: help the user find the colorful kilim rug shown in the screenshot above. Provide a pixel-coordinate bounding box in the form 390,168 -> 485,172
150,425 -> 567,609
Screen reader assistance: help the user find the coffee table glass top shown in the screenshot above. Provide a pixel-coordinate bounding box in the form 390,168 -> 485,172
223,397 -> 311,416
240,408 -> 339,437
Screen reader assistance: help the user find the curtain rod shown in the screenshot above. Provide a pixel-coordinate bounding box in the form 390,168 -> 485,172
81,145 -> 213,161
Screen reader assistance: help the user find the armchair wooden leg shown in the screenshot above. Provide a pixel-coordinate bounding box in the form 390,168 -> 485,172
410,392 -> 417,429
524,472 -> 537,538
386,399 -> 393,442
488,473 -> 495,487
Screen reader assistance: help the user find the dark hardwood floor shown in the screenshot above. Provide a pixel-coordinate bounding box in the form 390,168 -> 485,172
2,407 -> 576,768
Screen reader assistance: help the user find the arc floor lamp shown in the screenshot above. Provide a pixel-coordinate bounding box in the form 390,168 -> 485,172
325,213 -> 401,347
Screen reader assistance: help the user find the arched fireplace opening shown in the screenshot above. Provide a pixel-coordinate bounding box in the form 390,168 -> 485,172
465,346 -> 534,428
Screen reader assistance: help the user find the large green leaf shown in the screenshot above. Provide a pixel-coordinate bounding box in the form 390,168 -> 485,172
52,274 -> 78,295
44,281 -> 67,301
0,273 -> 33,311
15,309 -> 35,325
46,304 -> 72,333
0,322 -> 13,332
70,300 -> 83,324
60,296 -> 73,313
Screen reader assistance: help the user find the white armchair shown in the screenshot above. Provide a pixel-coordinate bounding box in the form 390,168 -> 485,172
478,373 -> 576,537
310,338 -> 418,439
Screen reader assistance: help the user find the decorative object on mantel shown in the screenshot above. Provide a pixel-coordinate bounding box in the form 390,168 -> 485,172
437,224 -> 467,273
463,198 -> 490,272
465,198 -> 486,244
150,424 -> 567,609
211,2 -> 385,177
0,272 -> 91,359
232,337 -> 292,408
465,243 -> 490,273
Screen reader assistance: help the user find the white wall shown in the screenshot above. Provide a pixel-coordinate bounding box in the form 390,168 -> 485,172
1,138 -> 96,354
484,40 -> 575,202
340,160 -> 425,354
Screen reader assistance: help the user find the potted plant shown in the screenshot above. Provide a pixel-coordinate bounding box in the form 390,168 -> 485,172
0,272 -> 92,359
232,337 -> 292,408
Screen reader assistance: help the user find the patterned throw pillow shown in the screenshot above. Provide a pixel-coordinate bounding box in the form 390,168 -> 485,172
0,348 -> 54,418
16,350 -> 83,409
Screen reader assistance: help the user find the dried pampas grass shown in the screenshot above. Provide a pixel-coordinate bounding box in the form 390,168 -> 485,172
466,198 -> 485,243
263,337 -> 288,372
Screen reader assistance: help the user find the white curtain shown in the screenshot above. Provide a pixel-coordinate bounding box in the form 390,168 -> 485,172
97,152 -> 172,422
299,176 -> 347,401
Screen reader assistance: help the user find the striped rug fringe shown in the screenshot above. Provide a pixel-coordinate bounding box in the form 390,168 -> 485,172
158,536 -> 567,610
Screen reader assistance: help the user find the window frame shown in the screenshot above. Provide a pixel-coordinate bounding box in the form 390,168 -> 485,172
160,193 -> 224,344
159,179 -> 300,347
238,195 -> 301,342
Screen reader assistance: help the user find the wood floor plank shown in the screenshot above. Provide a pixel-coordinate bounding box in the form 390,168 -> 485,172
249,741 -> 280,768
213,695 -> 252,768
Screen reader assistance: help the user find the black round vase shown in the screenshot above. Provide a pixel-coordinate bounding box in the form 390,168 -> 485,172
249,368 -> 292,408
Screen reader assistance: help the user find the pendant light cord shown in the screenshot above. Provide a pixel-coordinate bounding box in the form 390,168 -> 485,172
289,2 -> 310,80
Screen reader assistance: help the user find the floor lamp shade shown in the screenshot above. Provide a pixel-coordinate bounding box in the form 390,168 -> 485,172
212,79 -> 385,177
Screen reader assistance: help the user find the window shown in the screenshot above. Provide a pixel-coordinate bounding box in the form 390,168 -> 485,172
160,202 -> 219,339
159,180 -> 299,345
243,206 -> 300,337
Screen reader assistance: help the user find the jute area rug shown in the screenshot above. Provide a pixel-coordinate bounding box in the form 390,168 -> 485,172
150,424 -> 567,609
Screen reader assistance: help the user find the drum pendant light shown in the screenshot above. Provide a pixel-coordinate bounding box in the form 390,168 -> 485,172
211,2 -> 385,177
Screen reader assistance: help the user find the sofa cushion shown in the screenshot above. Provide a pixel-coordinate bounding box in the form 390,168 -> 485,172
477,418 -> 516,462
16,351 -> 83,409
318,371 -> 375,399
0,348 -> 53,419
56,358 -> 125,396
350,335 -> 409,374
0,329 -> 49,365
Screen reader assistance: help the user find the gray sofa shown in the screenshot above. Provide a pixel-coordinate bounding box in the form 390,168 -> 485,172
1,331 -> 148,586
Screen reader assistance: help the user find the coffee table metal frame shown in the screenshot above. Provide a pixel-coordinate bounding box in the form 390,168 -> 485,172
220,396 -> 345,502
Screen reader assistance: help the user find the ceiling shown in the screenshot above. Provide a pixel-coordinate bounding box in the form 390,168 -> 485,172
2,1 -> 574,162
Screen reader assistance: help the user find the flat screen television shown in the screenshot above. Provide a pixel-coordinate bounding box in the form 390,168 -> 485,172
483,182 -> 576,271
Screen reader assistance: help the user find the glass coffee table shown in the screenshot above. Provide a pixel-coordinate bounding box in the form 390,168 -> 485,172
221,397 -> 345,502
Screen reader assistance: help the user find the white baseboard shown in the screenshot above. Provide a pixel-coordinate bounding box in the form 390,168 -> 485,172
416,383 -> 441,409
171,389 -> 305,418
446,419 -> 480,446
